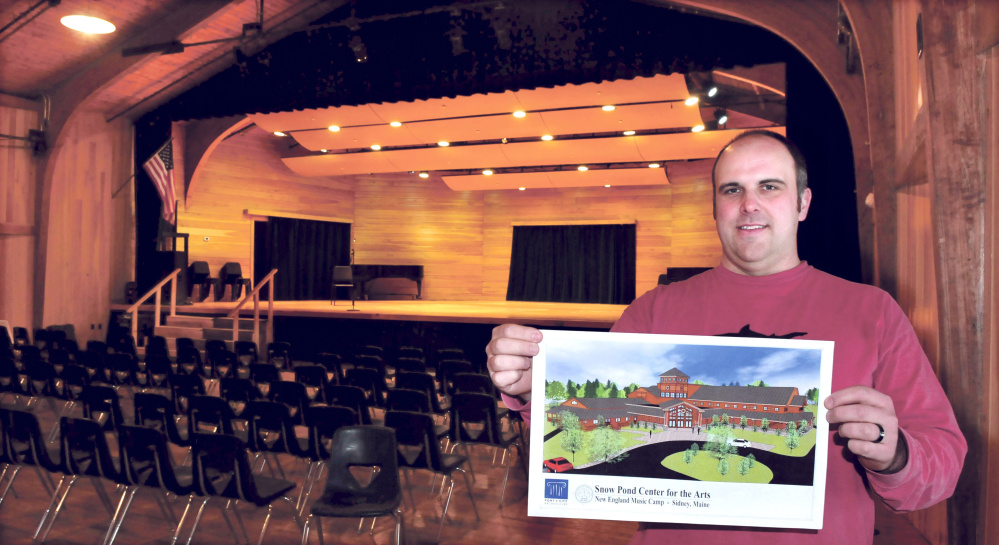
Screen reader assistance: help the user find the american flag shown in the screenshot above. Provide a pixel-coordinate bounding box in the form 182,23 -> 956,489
143,140 -> 176,225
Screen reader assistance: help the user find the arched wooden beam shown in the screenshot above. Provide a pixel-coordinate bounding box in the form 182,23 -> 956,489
179,114 -> 251,207
659,0 -> 882,288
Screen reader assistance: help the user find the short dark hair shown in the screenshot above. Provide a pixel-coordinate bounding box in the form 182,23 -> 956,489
710,130 -> 809,209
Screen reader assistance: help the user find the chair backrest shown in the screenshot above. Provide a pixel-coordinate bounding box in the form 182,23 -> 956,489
267,380 -> 309,423
80,384 -> 125,430
266,342 -> 292,369
385,388 -> 432,414
394,371 -> 446,413
3,407 -> 58,470
303,405 -> 358,462
333,266 -> 353,284
13,327 -> 31,346
219,377 -> 262,412
220,262 -> 243,285
393,357 -> 426,373
187,394 -> 237,436
324,384 -> 373,425
452,373 -> 496,396
116,424 -> 189,494
58,364 -> 91,400
145,335 -> 169,358
249,362 -> 280,388
169,373 -> 207,415
133,391 -> 187,446
322,426 -> 400,506
449,392 -> 505,445
58,416 -> 119,480
174,337 -> 197,354
0,357 -> 21,394
316,352 -> 343,384
190,432 -> 279,506
234,341 -> 258,366
384,410 -> 445,472
396,346 -> 424,360
242,400 -> 303,456
294,364 -> 329,403
205,348 -> 237,379
344,367 -> 387,408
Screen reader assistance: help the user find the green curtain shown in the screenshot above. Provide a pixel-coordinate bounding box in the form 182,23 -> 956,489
506,224 -> 636,304
254,217 -> 351,301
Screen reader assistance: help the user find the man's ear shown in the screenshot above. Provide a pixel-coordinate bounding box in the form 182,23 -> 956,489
798,187 -> 812,221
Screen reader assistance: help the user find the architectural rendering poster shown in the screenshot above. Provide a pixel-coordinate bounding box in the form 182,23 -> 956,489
527,330 -> 834,530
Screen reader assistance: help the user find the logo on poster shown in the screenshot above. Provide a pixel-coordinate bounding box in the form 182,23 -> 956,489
575,484 -> 594,503
544,479 -> 568,500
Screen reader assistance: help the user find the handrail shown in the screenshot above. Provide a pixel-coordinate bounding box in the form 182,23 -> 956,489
125,268 -> 182,347
226,269 -> 278,355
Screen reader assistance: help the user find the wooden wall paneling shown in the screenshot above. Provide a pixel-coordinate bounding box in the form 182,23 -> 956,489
353,174 -> 485,300
895,184 -> 940,368
179,126 -> 355,281
108,119 -> 136,305
0,104 -> 39,331
984,45 -> 999,545
921,1 -> 987,543
893,1 -> 923,154
41,112 -> 122,345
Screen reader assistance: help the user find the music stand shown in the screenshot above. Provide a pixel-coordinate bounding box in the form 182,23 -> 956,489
333,266 -> 359,311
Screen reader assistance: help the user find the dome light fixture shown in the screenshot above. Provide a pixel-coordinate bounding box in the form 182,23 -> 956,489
483,169 -> 494,176
648,163 -> 660,168
370,144 -> 382,150
518,187 -> 526,191
389,121 -> 402,127
623,130 -> 636,136
328,125 -> 341,132
60,15 -> 115,34
691,124 -> 705,133
541,135 -> 553,141
512,110 -> 527,118
605,184 -> 611,188
684,97 -> 699,106
601,105 -> 616,111
437,141 -> 450,147
577,165 -> 588,172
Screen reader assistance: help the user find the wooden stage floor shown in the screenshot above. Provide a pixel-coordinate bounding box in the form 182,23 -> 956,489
114,299 -> 630,329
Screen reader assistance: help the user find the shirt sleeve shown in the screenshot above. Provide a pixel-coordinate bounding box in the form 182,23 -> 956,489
865,296 -> 967,512
501,393 -> 532,427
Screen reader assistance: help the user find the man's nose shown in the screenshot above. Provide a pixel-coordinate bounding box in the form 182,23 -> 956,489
740,191 -> 761,213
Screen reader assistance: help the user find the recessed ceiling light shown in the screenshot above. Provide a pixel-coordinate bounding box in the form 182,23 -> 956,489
577,165 -> 588,172
320,149 -> 328,153
328,125 -> 341,132
518,187 -> 526,191
483,169 -> 494,176
601,105 -> 616,111
623,130 -> 636,136
389,121 -> 402,127
273,131 -> 286,137
418,172 -> 430,178
437,141 -> 450,147
684,97 -> 699,106
371,144 -> 382,150
541,135 -> 553,141
691,124 -> 705,133
61,15 -> 115,34
648,163 -> 660,168
512,110 -> 526,118
605,184 -> 611,188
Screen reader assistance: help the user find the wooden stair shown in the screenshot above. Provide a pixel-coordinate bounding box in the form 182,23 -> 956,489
145,314 -> 267,356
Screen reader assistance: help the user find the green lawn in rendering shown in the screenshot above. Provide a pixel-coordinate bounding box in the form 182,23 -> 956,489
663,452 -> 774,483
542,428 -> 648,467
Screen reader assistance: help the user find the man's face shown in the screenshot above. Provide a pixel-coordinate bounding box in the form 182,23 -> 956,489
713,136 -> 811,276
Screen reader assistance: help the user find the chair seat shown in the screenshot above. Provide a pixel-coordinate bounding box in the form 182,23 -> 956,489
309,493 -> 401,518
215,472 -> 296,506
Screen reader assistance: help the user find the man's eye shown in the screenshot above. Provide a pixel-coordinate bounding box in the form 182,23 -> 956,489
722,187 -> 739,194
762,184 -> 778,191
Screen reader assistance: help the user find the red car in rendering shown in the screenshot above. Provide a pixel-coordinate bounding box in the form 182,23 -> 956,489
543,457 -> 574,473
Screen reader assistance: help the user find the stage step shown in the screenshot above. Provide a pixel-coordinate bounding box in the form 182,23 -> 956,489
150,313 -> 268,358
165,316 -> 215,328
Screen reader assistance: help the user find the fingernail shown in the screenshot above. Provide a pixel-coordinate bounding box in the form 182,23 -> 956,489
532,331 -> 542,341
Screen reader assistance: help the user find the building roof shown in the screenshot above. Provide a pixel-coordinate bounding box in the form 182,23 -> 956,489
562,397 -> 652,410
659,367 -> 689,378
689,385 -> 797,405
791,395 -> 807,406
700,408 -> 814,424
548,405 -> 637,420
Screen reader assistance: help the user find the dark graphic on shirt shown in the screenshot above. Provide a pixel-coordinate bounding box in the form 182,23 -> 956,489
715,324 -> 806,340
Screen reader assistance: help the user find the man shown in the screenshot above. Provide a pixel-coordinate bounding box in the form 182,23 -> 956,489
486,130 -> 965,544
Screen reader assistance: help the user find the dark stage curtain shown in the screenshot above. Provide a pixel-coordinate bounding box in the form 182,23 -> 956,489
254,218 -> 350,301
506,224 -> 636,305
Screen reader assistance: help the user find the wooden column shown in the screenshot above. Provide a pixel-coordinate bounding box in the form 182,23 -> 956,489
921,2 -> 986,544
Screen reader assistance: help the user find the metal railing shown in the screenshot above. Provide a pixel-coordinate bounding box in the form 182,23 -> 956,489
226,269 -> 277,355
125,268 -> 182,346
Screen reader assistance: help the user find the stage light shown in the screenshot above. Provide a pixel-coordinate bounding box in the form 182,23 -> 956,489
483,169 -> 494,176
418,172 -> 430,178
541,135 -> 553,141
691,124 -> 705,133
389,121 -> 402,127
328,125 -> 341,132
685,97 -> 699,106
623,130 -> 636,136
349,35 -> 368,63
437,141 -> 450,147
370,144 -> 382,150
601,105 -> 616,111
512,110 -> 526,118
577,165 -> 588,172
648,163 -> 660,168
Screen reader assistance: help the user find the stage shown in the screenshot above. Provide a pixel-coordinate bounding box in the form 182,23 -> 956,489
112,299 -> 628,329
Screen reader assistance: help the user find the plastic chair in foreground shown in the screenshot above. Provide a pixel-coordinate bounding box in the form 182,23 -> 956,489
385,410 -> 479,540
0,407 -> 59,508
301,426 -> 403,545
297,405 -> 358,516
188,432 -> 299,545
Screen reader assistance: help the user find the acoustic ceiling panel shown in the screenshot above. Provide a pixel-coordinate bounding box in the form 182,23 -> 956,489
282,128 -> 780,177
292,124 -> 426,150
441,167 -> 669,191
514,73 -> 691,110
250,104 -> 387,133
538,102 -> 702,134
368,91 -> 523,121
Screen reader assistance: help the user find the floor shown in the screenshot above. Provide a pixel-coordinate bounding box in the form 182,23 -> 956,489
0,392 -> 932,545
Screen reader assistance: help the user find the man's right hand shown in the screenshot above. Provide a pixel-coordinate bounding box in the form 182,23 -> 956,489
485,324 -> 541,403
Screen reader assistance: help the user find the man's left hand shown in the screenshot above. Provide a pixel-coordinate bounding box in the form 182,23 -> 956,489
824,385 -> 907,473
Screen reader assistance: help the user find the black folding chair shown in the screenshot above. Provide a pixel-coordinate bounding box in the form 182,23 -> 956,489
448,392 -> 526,507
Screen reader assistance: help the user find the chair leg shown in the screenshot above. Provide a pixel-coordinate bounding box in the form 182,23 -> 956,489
170,495 -> 194,545
401,469 -> 416,510
498,446 -> 515,508
34,475 -> 69,542
184,498 -> 209,545
436,477 -> 455,541
256,504 -> 275,545
227,500 -> 251,545
459,466 -> 480,521
103,486 -> 138,545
